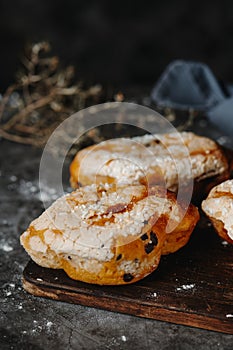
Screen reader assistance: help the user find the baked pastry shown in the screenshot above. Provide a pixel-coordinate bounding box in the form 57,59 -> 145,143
202,180 -> 233,244
20,184 -> 199,285
69,132 -> 229,202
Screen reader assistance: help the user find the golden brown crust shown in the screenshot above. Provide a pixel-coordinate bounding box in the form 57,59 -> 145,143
202,180 -> 233,245
69,132 -> 229,203
60,228 -> 165,285
20,184 -> 199,285
208,216 -> 233,245
161,202 -> 200,255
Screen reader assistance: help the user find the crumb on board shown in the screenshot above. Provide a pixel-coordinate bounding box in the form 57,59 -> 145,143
176,284 -> 195,291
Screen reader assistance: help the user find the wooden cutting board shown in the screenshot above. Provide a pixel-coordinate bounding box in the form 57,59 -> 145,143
23,215 -> 233,334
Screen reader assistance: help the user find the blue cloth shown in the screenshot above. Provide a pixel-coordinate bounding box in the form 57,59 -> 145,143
207,97 -> 233,136
151,60 -> 233,137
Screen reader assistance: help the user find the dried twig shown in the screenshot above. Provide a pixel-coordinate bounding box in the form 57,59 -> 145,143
0,41 -> 102,146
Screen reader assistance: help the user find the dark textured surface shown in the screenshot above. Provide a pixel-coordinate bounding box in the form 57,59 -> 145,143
1,1 -> 233,89
1,103 -> 233,348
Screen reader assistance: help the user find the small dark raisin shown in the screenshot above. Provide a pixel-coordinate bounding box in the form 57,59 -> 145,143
150,231 -> 158,246
68,256 -> 72,260
123,273 -> 134,282
145,243 -> 154,254
101,244 -> 104,248
140,233 -> 148,241
116,254 -> 122,261
143,220 -> 148,225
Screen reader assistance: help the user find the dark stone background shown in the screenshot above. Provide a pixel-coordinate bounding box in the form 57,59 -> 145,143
1,0 -> 233,91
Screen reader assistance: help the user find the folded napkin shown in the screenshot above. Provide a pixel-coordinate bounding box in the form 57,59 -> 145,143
151,60 -> 233,137
207,97 -> 233,136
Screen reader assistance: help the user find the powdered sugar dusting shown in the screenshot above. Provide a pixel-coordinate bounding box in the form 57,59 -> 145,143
72,131 -> 227,191
202,179 -> 233,240
0,240 -> 13,252
21,183 -> 185,266
18,179 -> 60,203
176,284 -> 195,291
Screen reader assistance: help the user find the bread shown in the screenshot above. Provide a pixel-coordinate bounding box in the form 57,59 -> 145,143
70,132 -> 229,202
20,183 -> 199,285
202,180 -> 233,244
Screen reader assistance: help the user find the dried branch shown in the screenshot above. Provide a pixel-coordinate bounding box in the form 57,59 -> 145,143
0,41 -> 102,146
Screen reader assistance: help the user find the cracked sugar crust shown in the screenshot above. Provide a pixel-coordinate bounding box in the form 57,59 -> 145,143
70,132 -> 229,192
202,179 -> 233,243
20,183 -> 199,285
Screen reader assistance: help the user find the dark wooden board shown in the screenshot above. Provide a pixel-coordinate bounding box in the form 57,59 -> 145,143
23,215 -> 233,334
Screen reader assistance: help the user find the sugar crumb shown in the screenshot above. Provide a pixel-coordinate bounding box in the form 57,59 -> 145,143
176,284 -> 195,291
0,243 -> 13,252
10,175 -> 17,182
46,321 -> 53,328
